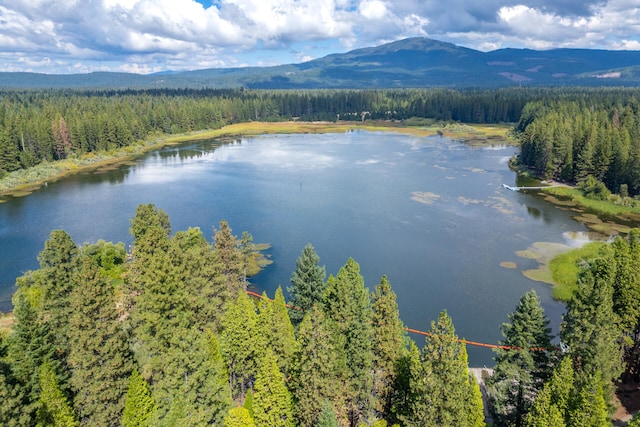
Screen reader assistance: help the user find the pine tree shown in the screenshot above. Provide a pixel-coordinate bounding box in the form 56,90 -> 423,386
323,258 -> 374,425
488,290 -> 555,427
464,345 -> 487,427
0,325 -> 25,427
393,340 -> 429,426
122,369 -> 156,427
610,232 -> 640,334
38,230 -> 78,372
169,227 -> 227,330
37,361 -> 77,427
549,356 -> 575,424
419,310 -> 483,426
252,351 -> 295,427
221,292 -> 262,398
561,256 -> 624,403
6,288 -> 59,425
214,220 -> 245,299
67,255 -> 134,426
224,407 -> 256,427
371,275 -> 406,419
290,305 -> 346,427
288,243 -> 326,324
257,287 -> 296,376
151,328 -> 231,425
523,386 -> 565,427
567,373 -> 608,427
314,401 -> 339,427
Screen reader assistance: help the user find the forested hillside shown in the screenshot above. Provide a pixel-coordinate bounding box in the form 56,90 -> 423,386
1,204 -> 639,426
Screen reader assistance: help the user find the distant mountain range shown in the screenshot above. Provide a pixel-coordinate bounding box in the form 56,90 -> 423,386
3,37 -> 640,89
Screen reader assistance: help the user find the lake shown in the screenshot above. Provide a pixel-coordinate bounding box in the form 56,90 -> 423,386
0,131 -> 589,365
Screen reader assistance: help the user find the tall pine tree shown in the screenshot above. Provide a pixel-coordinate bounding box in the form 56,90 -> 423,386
371,275 -> 407,419
290,305 -> 347,427
252,351 -> 295,427
323,258 -> 374,426
561,256 -> 625,404
67,255 -> 134,426
257,287 -> 295,376
419,310 -> 484,426
288,243 -> 326,325
488,290 -> 555,427
122,369 -> 156,427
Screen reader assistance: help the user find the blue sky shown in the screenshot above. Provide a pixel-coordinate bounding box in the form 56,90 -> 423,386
0,0 -> 639,74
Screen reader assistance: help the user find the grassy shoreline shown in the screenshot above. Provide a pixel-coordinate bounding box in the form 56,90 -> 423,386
0,121 -> 512,198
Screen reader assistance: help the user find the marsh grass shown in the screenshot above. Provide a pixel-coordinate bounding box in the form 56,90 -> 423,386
544,187 -> 640,217
549,242 -> 605,301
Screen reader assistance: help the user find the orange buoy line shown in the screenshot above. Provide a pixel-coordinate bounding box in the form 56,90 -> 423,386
245,290 -> 551,352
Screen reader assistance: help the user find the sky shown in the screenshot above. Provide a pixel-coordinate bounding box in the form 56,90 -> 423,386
0,0 -> 639,75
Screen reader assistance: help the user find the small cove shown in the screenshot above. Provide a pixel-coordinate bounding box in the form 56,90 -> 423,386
0,131 -> 594,365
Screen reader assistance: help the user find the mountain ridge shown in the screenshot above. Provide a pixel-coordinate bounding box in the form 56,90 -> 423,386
1,37 -> 639,89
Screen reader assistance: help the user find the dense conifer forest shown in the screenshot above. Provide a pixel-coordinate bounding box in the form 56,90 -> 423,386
0,204 -> 639,426
2,87 -> 640,425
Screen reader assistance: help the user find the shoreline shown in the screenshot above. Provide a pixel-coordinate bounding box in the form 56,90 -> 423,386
0,120 -> 512,199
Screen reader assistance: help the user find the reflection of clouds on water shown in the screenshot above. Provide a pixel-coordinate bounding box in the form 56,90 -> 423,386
498,156 -> 512,164
210,142 -> 337,170
480,145 -> 511,151
356,158 -> 380,165
463,167 -> 485,173
562,231 -> 607,247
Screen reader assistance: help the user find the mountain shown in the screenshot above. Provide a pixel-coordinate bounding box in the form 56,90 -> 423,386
1,37 -> 640,89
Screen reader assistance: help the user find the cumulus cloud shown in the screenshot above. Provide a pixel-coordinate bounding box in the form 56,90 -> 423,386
0,0 -> 638,73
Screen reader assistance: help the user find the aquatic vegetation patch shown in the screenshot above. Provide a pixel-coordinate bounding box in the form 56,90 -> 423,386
411,191 -> 442,205
458,196 -> 482,205
500,261 -> 517,269
517,242 -> 573,285
486,196 -> 515,216
587,222 -> 631,236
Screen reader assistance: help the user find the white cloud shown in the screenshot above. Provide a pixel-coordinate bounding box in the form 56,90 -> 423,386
359,0 -> 389,20
0,0 -> 638,73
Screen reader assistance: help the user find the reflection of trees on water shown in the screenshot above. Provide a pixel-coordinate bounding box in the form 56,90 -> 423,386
527,206 -> 541,219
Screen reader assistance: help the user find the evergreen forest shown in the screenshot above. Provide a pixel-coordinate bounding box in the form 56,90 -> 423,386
0,204 -> 639,426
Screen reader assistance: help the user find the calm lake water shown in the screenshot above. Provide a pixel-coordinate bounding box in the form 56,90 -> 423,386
0,131 -> 589,365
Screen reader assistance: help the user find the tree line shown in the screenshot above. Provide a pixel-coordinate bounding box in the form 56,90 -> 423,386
1,204 -> 639,426
0,87 -> 535,174
515,93 -> 640,196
